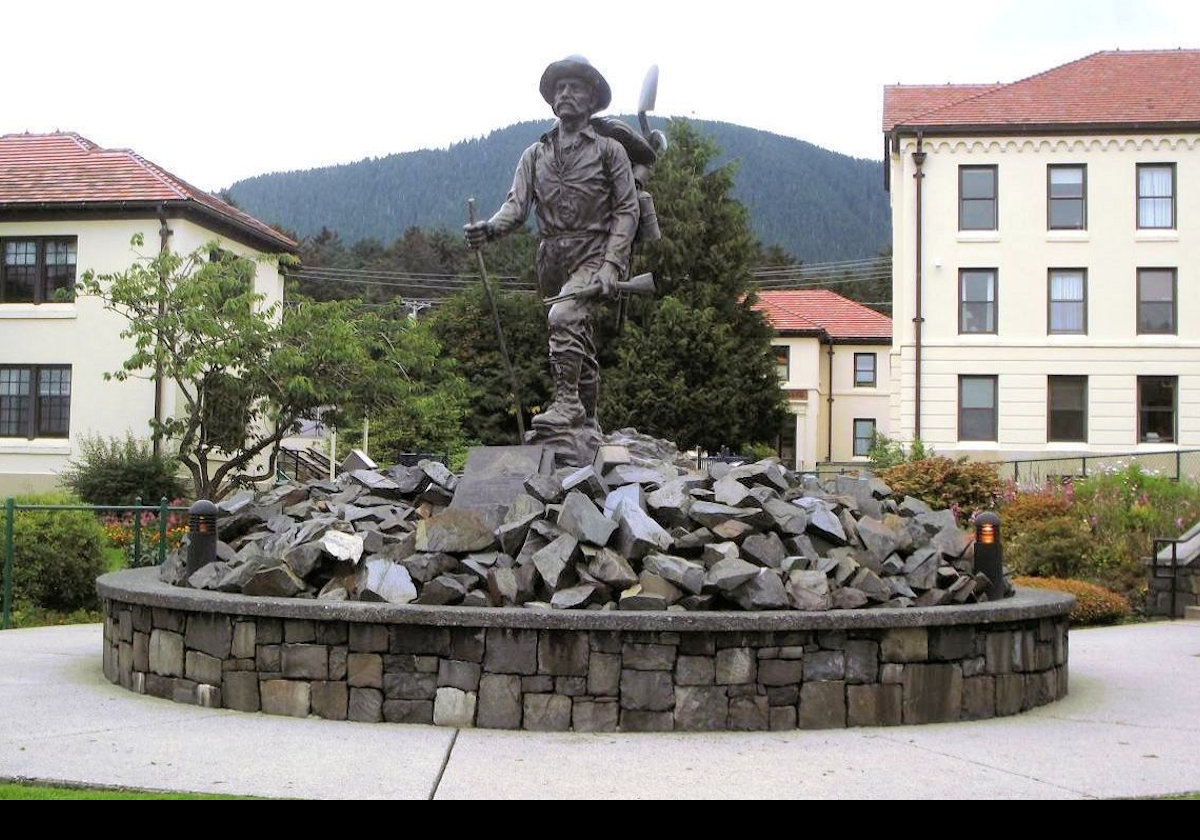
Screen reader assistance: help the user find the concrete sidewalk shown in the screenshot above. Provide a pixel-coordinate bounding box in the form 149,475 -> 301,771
1,621 -> 1197,799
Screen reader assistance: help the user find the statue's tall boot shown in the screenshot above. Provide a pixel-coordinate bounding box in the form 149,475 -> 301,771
578,361 -> 602,435
532,352 -> 585,428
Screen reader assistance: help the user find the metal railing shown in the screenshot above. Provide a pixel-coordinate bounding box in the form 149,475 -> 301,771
1149,537 -> 1185,618
2,496 -> 189,630
996,449 -> 1200,486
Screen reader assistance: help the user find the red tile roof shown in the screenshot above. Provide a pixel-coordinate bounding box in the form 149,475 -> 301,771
885,50 -> 1200,132
882,84 -> 1001,131
0,132 -> 297,252
753,289 -> 892,342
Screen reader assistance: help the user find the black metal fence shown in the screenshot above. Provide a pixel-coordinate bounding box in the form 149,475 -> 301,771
995,449 -> 1200,486
2,497 -> 189,630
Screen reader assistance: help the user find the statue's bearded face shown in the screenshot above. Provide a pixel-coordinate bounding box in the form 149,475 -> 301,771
552,76 -> 596,120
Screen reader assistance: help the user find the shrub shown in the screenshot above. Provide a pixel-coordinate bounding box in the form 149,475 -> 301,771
58,434 -> 186,507
880,456 -> 1003,520
867,432 -> 933,470
1073,463 -> 1200,600
1004,515 -> 1092,578
9,493 -> 106,611
999,489 -> 1073,534
1013,576 -> 1132,626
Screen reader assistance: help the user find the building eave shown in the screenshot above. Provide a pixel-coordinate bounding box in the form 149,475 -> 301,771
0,199 -> 298,255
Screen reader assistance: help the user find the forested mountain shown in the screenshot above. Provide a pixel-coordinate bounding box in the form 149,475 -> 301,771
227,119 -> 890,263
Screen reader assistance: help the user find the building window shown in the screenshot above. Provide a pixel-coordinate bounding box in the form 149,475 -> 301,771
959,165 -> 997,231
853,419 -> 876,457
1138,376 -> 1176,443
959,375 -> 998,441
853,353 -> 877,387
0,365 -> 71,439
1048,269 -> 1086,334
959,269 -> 997,334
772,345 -> 789,382
1137,164 -> 1175,229
1047,376 -> 1087,443
1047,165 -> 1086,230
0,237 -> 77,304
1137,268 -> 1176,334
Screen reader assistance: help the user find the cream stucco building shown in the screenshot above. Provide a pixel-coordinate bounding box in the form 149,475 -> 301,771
0,133 -> 297,495
753,290 -> 892,471
884,50 -> 1200,461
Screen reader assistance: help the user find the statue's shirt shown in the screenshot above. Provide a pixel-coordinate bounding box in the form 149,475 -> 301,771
489,123 -> 639,278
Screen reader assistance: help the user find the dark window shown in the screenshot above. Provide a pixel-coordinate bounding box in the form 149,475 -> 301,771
960,269 -> 997,334
1138,376 -> 1176,443
1137,164 -> 1175,229
1048,269 -> 1086,334
0,237 -> 77,303
854,353 -> 877,387
0,365 -> 71,439
1137,268 -> 1176,334
1047,165 -> 1086,230
959,375 -> 998,441
776,412 -> 797,469
1048,376 -> 1087,442
959,165 -> 997,230
853,418 -> 876,457
772,345 -> 789,382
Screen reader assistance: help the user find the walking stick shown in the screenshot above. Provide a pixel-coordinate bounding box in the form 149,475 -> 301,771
467,198 -> 526,438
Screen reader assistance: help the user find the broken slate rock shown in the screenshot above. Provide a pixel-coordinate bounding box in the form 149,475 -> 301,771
643,553 -> 706,595
850,567 -> 891,602
400,552 -> 458,584
532,534 -> 579,590
243,564 -> 306,598
421,461 -> 458,492
582,545 -> 638,589
831,587 -> 869,610
561,465 -> 608,499
619,585 -> 669,611
551,584 -> 599,610
414,574 -> 469,606
762,498 -> 808,535
741,531 -> 787,568
713,475 -> 756,508
612,500 -> 673,559
416,509 -> 496,554
283,542 -> 325,578
703,557 -> 761,593
603,483 -> 645,518
806,506 -> 847,545
558,491 -> 617,546
646,480 -> 693,528
729,568 -> 789,611
357,559 -> 418,604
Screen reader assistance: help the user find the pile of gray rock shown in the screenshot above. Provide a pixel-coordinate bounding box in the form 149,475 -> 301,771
163,440 -> 1005,612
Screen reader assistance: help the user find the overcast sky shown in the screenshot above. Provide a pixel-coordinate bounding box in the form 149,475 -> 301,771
4,0 -> 1197,192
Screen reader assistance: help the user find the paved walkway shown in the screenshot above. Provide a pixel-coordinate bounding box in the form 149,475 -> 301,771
1,621 -> 1198,799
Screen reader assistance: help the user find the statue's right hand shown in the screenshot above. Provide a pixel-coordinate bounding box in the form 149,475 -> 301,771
463,221 -> 492,249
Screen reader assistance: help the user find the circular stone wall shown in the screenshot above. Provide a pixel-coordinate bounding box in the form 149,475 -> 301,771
98,568 -> 1072,731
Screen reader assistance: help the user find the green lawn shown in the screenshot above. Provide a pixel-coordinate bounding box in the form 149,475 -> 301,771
0,781 -> 257,800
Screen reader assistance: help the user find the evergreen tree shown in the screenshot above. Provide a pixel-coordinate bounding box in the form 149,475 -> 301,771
600,119 -> 788,453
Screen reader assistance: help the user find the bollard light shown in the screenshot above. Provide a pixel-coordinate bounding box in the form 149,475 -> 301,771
973,511 -> 1005,600
186,499 -> 219,576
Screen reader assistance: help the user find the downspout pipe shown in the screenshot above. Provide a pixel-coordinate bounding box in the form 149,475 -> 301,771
911,136 -> 927,441
825,336 -> 834,462
154,204 -> 173,457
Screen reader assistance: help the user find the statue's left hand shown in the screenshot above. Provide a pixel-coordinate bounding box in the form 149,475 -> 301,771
593,262 -> 620,299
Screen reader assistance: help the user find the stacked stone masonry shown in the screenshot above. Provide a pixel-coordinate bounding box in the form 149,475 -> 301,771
1147,564 -> 1200,618
101,586 -> 1069,731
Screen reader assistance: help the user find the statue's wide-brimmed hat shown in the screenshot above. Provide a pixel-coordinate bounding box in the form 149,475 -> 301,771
539,55 -> 611,111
